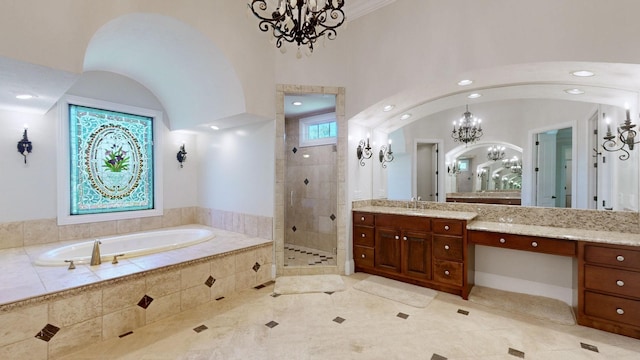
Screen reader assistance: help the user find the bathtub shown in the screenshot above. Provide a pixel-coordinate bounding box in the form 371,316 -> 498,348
35,226 -> 215,266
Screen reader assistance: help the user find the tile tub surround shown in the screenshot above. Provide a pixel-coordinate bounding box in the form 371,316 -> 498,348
0,228 -> 273,360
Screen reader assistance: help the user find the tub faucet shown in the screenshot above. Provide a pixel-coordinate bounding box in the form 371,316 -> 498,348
90,240 -> 102,266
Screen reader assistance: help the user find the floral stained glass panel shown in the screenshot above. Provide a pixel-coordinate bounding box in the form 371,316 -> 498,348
69,105 -> 154,215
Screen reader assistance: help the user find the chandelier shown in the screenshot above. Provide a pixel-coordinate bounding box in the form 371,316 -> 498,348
503,156 -> 522,174
602,108 -> 640,161
452,105 -> 483,145
487,145 -> 505,161
248,0 -> 346,56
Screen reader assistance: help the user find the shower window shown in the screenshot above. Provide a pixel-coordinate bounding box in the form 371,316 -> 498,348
299,112 -> 337,147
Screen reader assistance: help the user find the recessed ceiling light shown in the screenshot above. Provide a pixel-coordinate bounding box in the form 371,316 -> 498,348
571,70 -> 595,77
400,113 -> 412,120
210,125 -> 220,130
16,94 -> 33,100
302,154 -> 310,158
383,104 -> 395,112
292,101 -> 303,106
458,79 -> 473,86
565,88 -> 585,95
467,93 -> 482,99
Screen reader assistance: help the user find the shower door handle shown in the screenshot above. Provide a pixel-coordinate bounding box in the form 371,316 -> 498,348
290,191 -> 294,206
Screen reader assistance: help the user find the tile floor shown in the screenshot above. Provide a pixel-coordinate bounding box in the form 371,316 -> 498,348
60,273 -> 640,360
284,244 -> 336,267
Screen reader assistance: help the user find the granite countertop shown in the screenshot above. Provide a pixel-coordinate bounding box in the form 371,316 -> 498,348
354,206 -> 477,221
468,221 -> 640,247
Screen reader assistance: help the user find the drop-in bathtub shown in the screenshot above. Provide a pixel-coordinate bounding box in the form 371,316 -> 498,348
34,226 -> 215,266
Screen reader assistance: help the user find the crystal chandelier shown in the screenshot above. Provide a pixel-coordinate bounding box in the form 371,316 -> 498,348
487,145 -> 505,161
452,105 -> 483,145
602,107 -> 640,161
248,0 -> 346,57
503,156 -> 522,174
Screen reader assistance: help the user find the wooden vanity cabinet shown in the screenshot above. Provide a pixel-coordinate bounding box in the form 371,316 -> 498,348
578,242 -> 640,339
353,211 -> 471,298
468,231 -> 576,257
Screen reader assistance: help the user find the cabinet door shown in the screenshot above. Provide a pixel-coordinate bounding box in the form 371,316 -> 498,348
403,230 -> 432,280
375,227 -> 401,273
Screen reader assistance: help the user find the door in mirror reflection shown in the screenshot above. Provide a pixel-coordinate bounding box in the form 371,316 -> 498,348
535,127 -> 572,208
416,142 -> 439,201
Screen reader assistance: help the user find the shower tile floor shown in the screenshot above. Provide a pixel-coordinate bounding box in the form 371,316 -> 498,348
284,244 -> 336,267
60,273 -> 640,360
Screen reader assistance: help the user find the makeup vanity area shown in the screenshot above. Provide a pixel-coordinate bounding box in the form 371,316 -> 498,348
352,202 -> 640,340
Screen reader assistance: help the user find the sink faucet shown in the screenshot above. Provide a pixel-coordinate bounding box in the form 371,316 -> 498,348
90,239 -> 102,265
410,196 -> 421,209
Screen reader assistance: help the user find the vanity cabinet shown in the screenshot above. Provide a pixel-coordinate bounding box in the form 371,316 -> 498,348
468,231 -> 576,257
353,211 -> 471,298
578,242 -> 640,339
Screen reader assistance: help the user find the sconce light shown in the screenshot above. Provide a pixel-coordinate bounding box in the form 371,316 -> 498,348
602,106 -> 640,160
447,161 -> 460,175
357,135 -> 372,166
176,144 -> 187,168
379,139 -> 394,168
17,127 -> 32,164
477,169 -> 487,177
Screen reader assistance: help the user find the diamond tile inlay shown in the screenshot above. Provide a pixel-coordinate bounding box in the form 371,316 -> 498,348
431,354 -> 447,360
292,147 -> 297,153
397,312 -> 409,319
292,226 -> 297,232
304,178 -> 309,185
137,294 -> 154,309
330,213 -> 336,221
252,262 -> 261,272
508,348 -> 525,358
580,342 -> 599,353
205,276 -> 216,288
35,324 -> 60,342
193,325 -> 208,333
333,316 -> 346,324
265,321 -> 279,328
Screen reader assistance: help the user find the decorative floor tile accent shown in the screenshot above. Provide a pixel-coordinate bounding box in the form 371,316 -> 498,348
304,178 -> 309,185
205,276 -> 216,287
284,244 -> 337,267
508,348 -> 525,358
324,291 -> 335,295
119,331 -> 134,338
271,293 -> 281,298
137,294 -> 154,309
215,296 -> 225,301
292,226 -> 297,232
333,317 -> 346,324
265,321 -> 279,328
457,309 -> 469,315
330,213 -> 336,221
580,342 -> 599,352
193,325 -> 208,333
34,324 -> 60,342
292,147 -> 297,154
254,284 -> 266,290
397,312 -> 409,319
431,354 -> 447,360
252,262 -> 261,272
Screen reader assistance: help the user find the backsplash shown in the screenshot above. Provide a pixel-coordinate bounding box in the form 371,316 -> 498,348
353,199 -> 640,234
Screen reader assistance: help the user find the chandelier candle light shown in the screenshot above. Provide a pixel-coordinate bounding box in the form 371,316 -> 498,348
248,0 -> 346,57
602,104 -> 640,160
487,145 -> 505,161
379,139 -> 394,168
357,134 -> 372,166
452,105 -> 483,145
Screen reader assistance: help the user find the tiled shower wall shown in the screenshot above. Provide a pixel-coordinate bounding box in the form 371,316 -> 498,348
285,117 -> 337,254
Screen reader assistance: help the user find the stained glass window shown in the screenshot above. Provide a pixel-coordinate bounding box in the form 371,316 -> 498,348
69,105 -> 154,215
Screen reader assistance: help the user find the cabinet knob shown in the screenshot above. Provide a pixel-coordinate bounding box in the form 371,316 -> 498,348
499,238 -> 506,244
361,216 -> 365,221
444,245 -> 450,250
617,255 -> 625,262
361,254 -> 366,258
403,236 -> 408,241
444,225 -> 450,230
361,233 -> 366,238
395,235 -> 400,240
531,241 -> 538,248
617,308 -> 625,315
617,280 -> 625,287
444,270 -> 450,276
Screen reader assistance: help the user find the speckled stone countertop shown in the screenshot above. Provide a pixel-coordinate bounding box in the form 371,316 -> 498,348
468,221 -> 640,247
354,206 -> 478,221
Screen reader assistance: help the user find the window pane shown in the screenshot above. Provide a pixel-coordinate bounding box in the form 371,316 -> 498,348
329,121 -> 337,137
318,123 -> 330,138
308,124 -> 319,140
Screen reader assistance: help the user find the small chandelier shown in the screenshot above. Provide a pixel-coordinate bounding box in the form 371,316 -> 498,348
487,145 -> 505,161
602,107 -> 640,161
248,0 -> 346,57
503,156 -> 522,174
452,105 -> 483,145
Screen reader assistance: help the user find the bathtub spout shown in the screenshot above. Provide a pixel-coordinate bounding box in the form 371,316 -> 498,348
90,240 -> 102,265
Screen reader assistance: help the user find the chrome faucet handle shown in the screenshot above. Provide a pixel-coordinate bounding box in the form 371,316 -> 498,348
112,254 -> 125,264
64,260 -> 75,270
417,196 -> 422,201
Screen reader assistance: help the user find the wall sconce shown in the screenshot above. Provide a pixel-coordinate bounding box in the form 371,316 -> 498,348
176,144 -> 187,168
447,161 -> 460,175
17,127 -> 32,164
379,140 -> 394,168
602,107 -> 639,160
357,135 -> 372,166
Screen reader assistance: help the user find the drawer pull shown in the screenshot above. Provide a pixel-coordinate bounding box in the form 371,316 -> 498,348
361,233 -> 366,238
499,238 -> 506,244
361,254 -> 365,258
395,235 -> 400,240
360,216 -> 365,221
531,241 -> 538,248
617,280 -> 625,287
617,255 -> 625,262
617,308 -> 625,315
403,236 -> 408,241
444,270 -> 450,276
444,225 -> 450,231
444,245 -> 450,250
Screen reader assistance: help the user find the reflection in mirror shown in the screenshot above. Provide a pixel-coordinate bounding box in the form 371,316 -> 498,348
534,126 -> 573,208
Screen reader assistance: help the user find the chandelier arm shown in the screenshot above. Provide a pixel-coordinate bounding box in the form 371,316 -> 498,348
602,139 -> 630,161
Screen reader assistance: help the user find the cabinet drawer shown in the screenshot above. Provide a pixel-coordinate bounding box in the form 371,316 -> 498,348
584,265 -> 640,298
584,245 -> 640,271
469,231 -> 576,256
353,212 -> 375,226
376,214 -> 430,231
354,246 -> 374,268
433,259 -> 463,286
433,235 -> 463,261
432,219 -> 463,235
353,226 -> 374,247
584,291 -> 640,327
